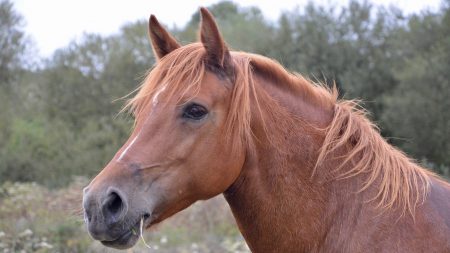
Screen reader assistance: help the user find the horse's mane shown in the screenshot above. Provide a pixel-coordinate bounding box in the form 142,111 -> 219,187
125,43 -> 431,216
316,100 -> 431,215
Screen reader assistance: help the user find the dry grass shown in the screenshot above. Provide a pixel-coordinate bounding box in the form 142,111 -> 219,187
0,178 -> 249,253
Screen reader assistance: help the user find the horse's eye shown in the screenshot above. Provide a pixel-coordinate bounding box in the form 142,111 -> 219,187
182,103 -> 208,120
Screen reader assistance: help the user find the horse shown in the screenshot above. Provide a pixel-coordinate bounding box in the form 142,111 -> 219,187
82,7 -> 450,252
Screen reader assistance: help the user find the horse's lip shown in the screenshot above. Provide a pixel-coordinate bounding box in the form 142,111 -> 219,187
100,215 -> 152,249
100,228 -> 137,249
101,229 -> 134,243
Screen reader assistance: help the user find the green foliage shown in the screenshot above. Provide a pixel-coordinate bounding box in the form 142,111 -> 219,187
268,1 -> 402,119
0,0 -> 27,84
0,116 -> 131,187
382,5 -> 450,167
0,0 -> 30,154
0,118 -> 62,183
178,1 -> 274,54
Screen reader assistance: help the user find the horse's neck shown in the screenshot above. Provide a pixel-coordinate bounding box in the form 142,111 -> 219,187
224,143 -> 330,252
223,74 -> 450,252
224,76 -> 340,252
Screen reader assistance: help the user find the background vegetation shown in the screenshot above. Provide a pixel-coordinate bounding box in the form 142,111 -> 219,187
0,0 -> 449,252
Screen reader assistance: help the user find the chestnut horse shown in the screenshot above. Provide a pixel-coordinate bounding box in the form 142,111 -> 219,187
83,8 -> 450,252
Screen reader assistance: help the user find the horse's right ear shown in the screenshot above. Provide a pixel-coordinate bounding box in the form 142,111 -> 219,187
199,7 -> 230,68
148,15 -> 181,61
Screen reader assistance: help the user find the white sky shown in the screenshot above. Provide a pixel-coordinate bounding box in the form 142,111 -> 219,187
14,0 -> 441,58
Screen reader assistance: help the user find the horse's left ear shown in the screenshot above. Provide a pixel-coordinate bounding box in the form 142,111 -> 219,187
149,15 -> 181,60
199,7 -> 231,70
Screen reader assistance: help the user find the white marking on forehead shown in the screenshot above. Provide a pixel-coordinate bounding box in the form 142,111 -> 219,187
117,84 -> 167,162
117,134 -> 139,161
152,84 -> 167,107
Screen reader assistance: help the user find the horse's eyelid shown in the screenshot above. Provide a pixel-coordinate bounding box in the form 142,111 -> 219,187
181,103 -> 208,120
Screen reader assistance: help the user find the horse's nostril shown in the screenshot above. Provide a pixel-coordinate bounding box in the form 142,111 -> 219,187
107,192 -> 122,214
102,191 -> 127,225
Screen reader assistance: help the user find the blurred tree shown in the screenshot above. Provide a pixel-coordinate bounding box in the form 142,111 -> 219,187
336,1 -> 402,117
103,21 -> 154,98
0,0 -> 30,168
0,0 -> 27,85
178,1 -> 274,54
282,3 -> 341,79
1,18 -> 151,186
267,13 -> 297,68
275,1 -> 402,120
40,23 -> 152,127
382,4 -> 450,166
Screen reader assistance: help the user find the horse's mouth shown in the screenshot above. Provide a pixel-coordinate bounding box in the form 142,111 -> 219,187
100,214 -> 152,249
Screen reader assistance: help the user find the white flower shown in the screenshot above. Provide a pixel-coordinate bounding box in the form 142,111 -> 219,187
160,235 -> 168,244
18,229 -> 32,237
38,242 -> 53,249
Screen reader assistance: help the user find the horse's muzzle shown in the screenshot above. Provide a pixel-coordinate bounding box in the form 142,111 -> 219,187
82,186 -> 140,249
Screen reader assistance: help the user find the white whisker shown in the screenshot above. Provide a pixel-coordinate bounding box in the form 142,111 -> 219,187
140,217 -> 152,249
